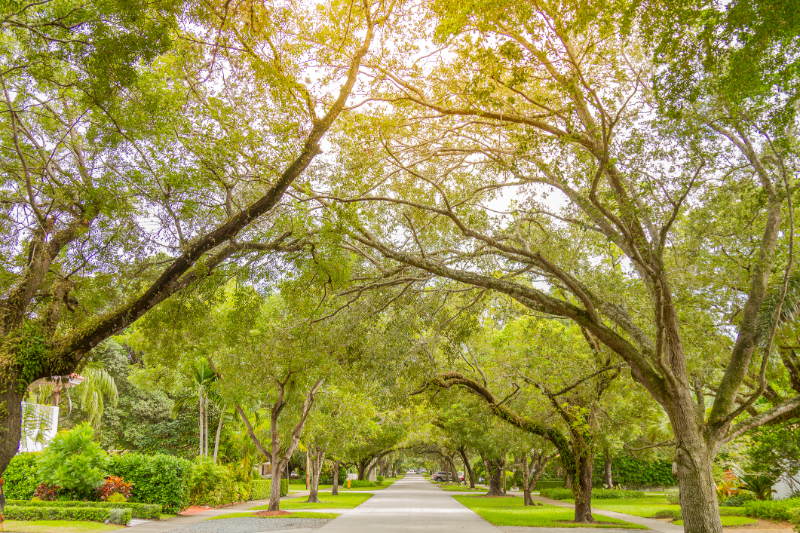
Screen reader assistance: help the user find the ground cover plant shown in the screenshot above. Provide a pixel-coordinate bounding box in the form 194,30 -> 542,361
250,493 -> 372,510
453,496 -> 647,529
674,517 -> 757,527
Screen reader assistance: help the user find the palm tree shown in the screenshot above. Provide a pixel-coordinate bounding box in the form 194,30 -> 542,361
172,360 -> 221,460
78,364 -> 119,428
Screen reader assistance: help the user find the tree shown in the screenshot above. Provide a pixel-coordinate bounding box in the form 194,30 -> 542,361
323,1 -> 799,530
0,0 -> 380,475
171,360 -> 219,459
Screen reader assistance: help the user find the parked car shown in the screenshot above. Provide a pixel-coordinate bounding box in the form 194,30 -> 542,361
431,471 -> 450,482
478,476 -> 485,483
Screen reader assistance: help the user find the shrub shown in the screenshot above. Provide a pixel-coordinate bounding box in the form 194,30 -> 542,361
653,509 -> 682,519
540,488 -> 573,500
376,475 -> 385,483
744,499 -> 800,522
107,493 -> 127,503
107,453 -> 192,514
592,489 -> 645,499
4,505 -> 132,525
189,458 -> 234,506
787,508 -> 800,532
665,489 -> 680,504
533,480 -> 564,490
349,480 -> 376,488
97,475 -> 132,501
6,499 -> 161,519
37,424 -> 109,500
539,488 -> 644,500
605,456 -> 677,487
721,492 -> 756,507
33,483 -> 59,501
3,452 -> 40,500
252,478 -> 289,500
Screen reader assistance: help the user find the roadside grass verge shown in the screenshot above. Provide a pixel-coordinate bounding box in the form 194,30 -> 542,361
454,496 -> 647,529
566,495 -> 745,520
439,485 -> 487,492
252,493 -> 372,510
0,521 -> 122,532
207,511 -> 341,521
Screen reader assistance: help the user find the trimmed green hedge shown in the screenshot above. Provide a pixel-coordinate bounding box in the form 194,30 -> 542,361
252,478 -> 288,499
3,452 -> 40,500
108,453 -> 192,514
743,498 -> 800,522
6,499 -> 161,519
5,505 -> 132,525
349,480 -> 376,488
604,457 -> 677,487
540,488 -> 645,500
533,480 -> 564,490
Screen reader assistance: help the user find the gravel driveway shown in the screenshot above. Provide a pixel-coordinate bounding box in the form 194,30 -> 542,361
169,517 -> 334,532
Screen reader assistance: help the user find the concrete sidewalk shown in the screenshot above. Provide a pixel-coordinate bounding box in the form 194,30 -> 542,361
315,473 -> 501,532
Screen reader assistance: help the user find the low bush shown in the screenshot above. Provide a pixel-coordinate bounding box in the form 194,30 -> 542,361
744,498 -> 800,522
539,488 -> 573,500
251,478 -> 289,499
665,489 -> 680,504
97,475 -> 132,501
38,424 -> 109,500
4,505 -> 132,525
6,499 -> 162,519
721,492 -> 756,507
108,452 -> 192,514
33,483 -> 59,501
592,489 -> 645,499
533,480 -> 564,490
653,509 -> 682,519
787,508 -> 800,532
349,480 -> 376,488
539,488 -> 644,500
3,452 -> 40,500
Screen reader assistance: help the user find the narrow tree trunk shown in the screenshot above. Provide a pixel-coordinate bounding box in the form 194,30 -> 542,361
204,396 -> 209,457
213,404 -> 224,464
306,446 -> 326,503
603,449 -> 613,488
198,396 -> 204,457
564,470 -> 572,489
459,448 -> 475,489
332,460 -> 340,496
357,459 -> 367,480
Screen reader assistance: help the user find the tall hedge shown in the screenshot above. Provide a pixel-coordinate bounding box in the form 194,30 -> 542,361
3,452 -> 40,499
252,478 -> 288,500
600,456 -> 676,487
108,453 -> 192,513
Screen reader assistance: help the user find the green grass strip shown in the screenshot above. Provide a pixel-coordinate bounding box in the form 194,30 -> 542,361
454,496 -> 647,529
250,493 -> 372,510
207,511 -> 341,521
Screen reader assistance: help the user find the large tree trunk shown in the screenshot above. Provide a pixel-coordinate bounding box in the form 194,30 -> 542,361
0,385 -> 24,476
459,448 -> 475,489
306,445 -> 326,503
485,458 -> 505,497
674,429 -> 723,533
357,458 -> 368,481
332,460 -> 340,495
572,451 -> 595,523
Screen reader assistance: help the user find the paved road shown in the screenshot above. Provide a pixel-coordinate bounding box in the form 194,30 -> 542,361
315,473 -> 500,533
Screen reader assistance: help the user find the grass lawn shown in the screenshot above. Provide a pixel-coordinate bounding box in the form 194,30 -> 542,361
0,521 -> 123,532
674,516 -> 756,527
454,496 -> 647,529
439,485 -> 488,492
572,495 -> 745,521
577,495 -> 681,518
252,493 -> 372,510
207,511 -> 341,520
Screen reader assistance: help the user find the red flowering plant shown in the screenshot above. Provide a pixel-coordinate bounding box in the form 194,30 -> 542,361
96,476 -> 132,501
33,483 -> 60,501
